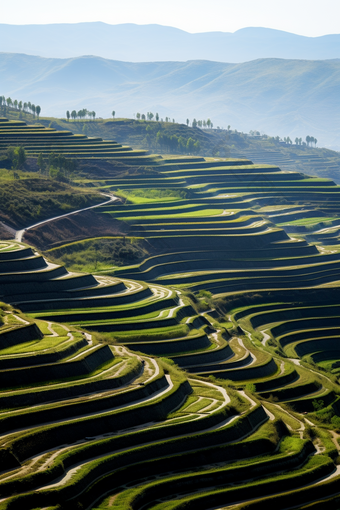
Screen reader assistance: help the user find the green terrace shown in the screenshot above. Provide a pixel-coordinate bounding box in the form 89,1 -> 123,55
1,126 -> 340,506
0,118 -> 155,163
0,241 -> 339,508
0,302 -> 337,510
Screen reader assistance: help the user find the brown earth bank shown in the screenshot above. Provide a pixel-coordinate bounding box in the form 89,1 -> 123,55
0,223 -> 14,240
23,209 -> 129,251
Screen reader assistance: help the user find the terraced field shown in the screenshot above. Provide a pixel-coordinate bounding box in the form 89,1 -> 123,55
0,117 -> 156,164
2,117 -> 340,508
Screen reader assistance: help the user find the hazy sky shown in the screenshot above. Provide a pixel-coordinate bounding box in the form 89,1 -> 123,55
2,0 -> 340,37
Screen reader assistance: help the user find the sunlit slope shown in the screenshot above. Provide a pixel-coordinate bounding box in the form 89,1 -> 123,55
0,242 -> 264,380
0,244 -> 340,508
2,148 -> 340,507
95,157 -> 340,294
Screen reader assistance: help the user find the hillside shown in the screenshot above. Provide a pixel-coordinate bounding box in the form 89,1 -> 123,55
2,115 -> 340,507
1,157 -> 340,506
24,114 -> 340,185
1,23 -> 340,62
1,54 -> 340,148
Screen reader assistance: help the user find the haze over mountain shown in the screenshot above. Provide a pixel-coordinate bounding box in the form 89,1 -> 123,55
1,53 -> 339,149
1,23 -> 340,63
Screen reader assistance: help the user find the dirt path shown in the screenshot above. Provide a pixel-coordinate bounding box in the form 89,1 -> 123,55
15,193 -> 118,242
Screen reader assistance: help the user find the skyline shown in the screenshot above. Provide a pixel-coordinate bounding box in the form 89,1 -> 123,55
1,0 -> 340,37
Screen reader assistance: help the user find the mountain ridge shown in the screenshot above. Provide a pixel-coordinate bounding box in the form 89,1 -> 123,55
1,23 -> 340,62
1,53 -> 339,149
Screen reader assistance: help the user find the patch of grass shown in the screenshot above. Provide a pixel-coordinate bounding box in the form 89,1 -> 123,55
116,188 -> 190,204
277,217 -> 336,226
45,237 -> 149,271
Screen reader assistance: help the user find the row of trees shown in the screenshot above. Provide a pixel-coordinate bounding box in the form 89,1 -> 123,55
269,134 -> 318,147
186,118 -> 214,129
134,112 -> 215,130
284,136 -> 318,146
136,112 -> 160,121
65,110 -> 116,121
66,109 -> 96,121
305,135 -> 318,147
0,97 -> 41,118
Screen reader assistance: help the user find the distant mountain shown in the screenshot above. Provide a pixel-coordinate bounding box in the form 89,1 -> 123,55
1,53 -> 340,149
0,23 -> 340,63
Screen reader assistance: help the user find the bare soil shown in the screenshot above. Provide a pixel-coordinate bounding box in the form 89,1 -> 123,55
24,210 -> 129,251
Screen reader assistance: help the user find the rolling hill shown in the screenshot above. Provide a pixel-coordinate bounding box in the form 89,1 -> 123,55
1,54 -> 340,149
1,23 -> 340,62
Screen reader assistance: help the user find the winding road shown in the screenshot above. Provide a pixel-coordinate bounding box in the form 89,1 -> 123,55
15,193 -> 118,243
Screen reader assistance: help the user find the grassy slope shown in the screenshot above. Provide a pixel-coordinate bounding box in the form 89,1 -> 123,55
3,110 -> 340,182
37,115 -> 340,184
0,175 -> 103,229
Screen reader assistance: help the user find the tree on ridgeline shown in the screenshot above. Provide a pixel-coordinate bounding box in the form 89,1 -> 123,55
306,135 -> 311,146
66,111 -> 70,121
0,96 -> 2,111
36,105 -> 41,119
186,119 -> 189,126
23,102 -> 27,113
136,113 -> 141,120
112,110 -> 115,119
18,101 -> 22,111
192,119 -> 197,128
155,113 -> 159,121
92,111 -> 96,121
6,98 -> 12,108
141,114 -> 146,120
314,138 -> 317,147
147,112 -> 154,121
31,104 -> 36,118
71,110 -> 77,121
13,99 -> 18,109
